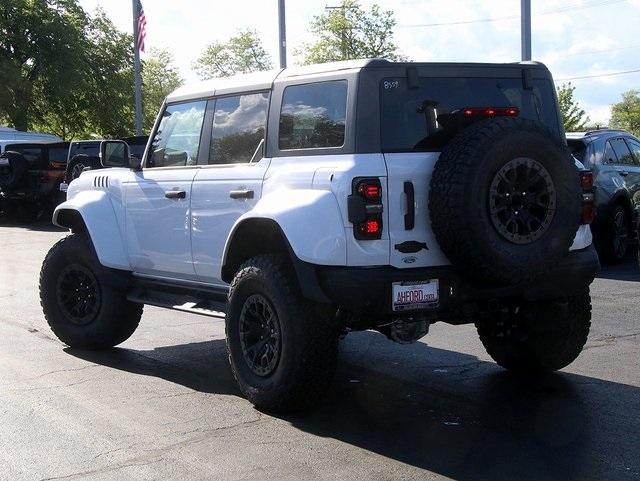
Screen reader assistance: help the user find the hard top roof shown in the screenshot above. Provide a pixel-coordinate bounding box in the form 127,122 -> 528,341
166,59 -> 551,104
566,129 -> 631,142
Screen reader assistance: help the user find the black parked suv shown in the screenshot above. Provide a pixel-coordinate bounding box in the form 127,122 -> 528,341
567,129 -> 640,262
63,136 -> 148,186
0,141 -> 69,217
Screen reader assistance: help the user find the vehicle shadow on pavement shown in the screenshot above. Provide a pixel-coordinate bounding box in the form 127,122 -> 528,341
597,257 -> 640,282
66,333 -> 639,481
0,218 -> 65,232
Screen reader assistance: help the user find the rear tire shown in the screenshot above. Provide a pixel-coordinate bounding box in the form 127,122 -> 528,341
476,289 -> 591,372
226,254 -> 339,413
601,204 -> 629,263
39,234 -> 143,349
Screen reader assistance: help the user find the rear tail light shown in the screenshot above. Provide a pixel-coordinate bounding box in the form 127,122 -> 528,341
358,218 -> 382,236
348,177 -> 383,240
579,170 -> 596,224
462,107 -> 520,118
357,181 -> 382,202
581,205 -> 596,224
580,171 -> 594,190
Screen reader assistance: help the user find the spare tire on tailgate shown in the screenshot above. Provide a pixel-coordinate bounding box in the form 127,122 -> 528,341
0,151 -> 29,190
429,117 -> 581,286
65,154 -> 101,183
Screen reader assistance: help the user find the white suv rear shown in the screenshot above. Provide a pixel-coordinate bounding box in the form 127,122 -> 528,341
40,60 -> 599,412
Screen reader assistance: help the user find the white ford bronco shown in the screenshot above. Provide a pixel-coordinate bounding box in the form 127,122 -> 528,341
40,60 -> 600,412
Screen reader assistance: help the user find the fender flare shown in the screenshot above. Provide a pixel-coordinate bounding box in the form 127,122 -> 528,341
222,189 -> 347,271
53,190 -> 130,270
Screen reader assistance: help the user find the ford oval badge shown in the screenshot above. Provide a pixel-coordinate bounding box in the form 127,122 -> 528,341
402,256 -> 417,264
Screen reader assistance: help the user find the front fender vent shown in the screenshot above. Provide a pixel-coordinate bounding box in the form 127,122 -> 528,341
93,176 -> 109,188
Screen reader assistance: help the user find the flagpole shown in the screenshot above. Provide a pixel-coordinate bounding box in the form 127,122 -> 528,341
132,0 -> 143,135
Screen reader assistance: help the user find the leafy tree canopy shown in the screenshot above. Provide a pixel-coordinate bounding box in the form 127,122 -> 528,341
142,48 -> 183,131
610,90 -> 640,137
299,0 -> 406,65
556,82 -> 589,132
193,29 -> 272,79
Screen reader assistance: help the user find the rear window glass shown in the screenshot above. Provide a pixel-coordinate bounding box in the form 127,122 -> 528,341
380,77 -> 560,152
48,146 -> 69,163
128,143 -> 146,159
567,140 -> 587,162
69,143 -> 100,159
279,80 -> 347,150
5,145 -> 43,163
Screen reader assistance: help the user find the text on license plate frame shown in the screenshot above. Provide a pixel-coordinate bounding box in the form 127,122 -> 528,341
392,279 -> 439,311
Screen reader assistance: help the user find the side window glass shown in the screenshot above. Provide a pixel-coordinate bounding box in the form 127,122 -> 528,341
610,138 -> 634,165
149,101 -> 206,168
624,138 -> 640,166
603,141 -> 618,164
209,92 -> 269,164
279,80 -> 347,150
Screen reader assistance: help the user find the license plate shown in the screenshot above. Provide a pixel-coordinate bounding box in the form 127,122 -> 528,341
0,158 -> 9,166
392,280 -> 439,311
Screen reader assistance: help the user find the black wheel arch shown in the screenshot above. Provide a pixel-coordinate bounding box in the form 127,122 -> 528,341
221,218 -> 330,304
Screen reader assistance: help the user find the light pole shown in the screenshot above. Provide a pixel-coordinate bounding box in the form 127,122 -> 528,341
278,0 -> 287,68
521,0 -> 532,61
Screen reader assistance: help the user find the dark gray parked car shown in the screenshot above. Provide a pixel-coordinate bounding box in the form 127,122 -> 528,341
567,129 -> 640,262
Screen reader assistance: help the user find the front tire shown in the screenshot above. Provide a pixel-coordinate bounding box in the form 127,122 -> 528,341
477,289 -> 591,372
39,234 -> 143,349
226,255 -> 338,413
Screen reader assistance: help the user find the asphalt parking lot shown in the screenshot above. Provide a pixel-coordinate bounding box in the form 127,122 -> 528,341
1,222 -> 638,481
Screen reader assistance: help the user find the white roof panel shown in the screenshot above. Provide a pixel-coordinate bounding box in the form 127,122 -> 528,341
166,69 -> 283,103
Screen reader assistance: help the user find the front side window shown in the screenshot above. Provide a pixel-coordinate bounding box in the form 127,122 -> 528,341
209,92 -> 269,164
279,80 -> 347,150
609,137 -> 634,165
624,138 -> 640,165
149,100 -> 206,168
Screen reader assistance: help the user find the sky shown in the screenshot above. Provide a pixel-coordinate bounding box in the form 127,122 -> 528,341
78,0 -> 640,125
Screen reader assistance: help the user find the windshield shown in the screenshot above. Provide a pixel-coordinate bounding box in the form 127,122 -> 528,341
380,77 -> 560,152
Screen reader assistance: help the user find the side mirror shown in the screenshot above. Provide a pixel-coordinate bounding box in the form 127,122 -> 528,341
100,140 -> 129,168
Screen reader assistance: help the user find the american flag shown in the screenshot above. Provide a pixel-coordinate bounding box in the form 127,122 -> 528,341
136,0 -> 147,53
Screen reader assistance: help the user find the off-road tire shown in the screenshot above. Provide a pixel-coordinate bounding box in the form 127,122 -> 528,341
600,204 -> 629,263
476,289 -> 591,372
39,234 -> 143,349
429,117 -> 582,286
226,254 -> 339,413
65,155 -> 101,183
0,151 -> 29,190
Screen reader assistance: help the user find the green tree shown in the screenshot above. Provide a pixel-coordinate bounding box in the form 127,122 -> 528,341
610,90 -> 640,136
0,0 -> 88,132
299,0 -> 406,65
142,48 -> 183,131
556,82 -> 589,132
82,9 -> 135,138
193,30 -> 272,79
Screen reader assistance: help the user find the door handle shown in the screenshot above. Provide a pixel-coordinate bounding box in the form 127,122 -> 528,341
229,189 -> 254,199
165,190 -> 186,199
619,171 -> 630,177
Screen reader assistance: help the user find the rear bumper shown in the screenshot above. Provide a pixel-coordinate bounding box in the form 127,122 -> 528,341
314,245 -> 600,316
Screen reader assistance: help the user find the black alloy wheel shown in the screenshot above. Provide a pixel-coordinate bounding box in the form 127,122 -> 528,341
489,157 -> 557,245
611,208 -> 628,260
70,162 -> 87,180
55,264 -> 101,325
239,294 -> 282,377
